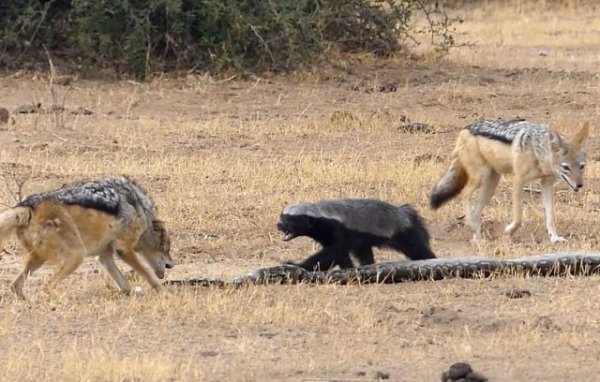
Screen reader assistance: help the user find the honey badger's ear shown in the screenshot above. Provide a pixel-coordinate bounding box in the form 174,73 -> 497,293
572,121 -> 590,147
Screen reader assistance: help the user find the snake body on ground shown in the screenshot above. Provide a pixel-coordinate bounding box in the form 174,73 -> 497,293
166,252 -> 600,287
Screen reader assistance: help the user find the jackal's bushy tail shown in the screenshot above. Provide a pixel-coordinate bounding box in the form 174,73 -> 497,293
429,157 -> 468,210
396,204 -> 436,260
0,207 -> 30,246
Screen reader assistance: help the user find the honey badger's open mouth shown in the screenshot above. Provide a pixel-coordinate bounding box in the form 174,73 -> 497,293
282,230 -> 295,241
277,222 -> 296,241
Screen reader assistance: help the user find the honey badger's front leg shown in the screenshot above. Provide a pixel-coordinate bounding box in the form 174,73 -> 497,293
293,244 -> 353,272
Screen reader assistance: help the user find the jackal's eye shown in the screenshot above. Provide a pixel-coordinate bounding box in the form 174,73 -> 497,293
560,163 -> 571,172
580,163 -> 586,170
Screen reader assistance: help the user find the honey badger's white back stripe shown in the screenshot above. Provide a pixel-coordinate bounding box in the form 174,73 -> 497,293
282,199 -> 415,238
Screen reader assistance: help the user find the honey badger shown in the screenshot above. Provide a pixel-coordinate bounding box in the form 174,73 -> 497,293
277,199 -> 436,271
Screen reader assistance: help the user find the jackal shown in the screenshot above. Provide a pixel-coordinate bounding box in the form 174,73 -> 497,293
430,119 -> 589,243
0,176 -> 173,298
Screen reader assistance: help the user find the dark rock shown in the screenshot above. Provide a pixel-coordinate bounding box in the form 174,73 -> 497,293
466,371 -> 489,381
71,106 -> 93,115
397,122 -> 436,134
378,82 -> 398,93
441,362 -> 488,382
0,107 -> 9,123
16,103 -> 42,114
506,288 -> 532,299
448,363 -> 473,379
374,371 -> 390,380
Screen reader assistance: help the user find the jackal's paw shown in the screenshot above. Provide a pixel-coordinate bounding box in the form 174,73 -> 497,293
550,235 -> 567,243
10,291 -> 27,301
10,286 -> 26,301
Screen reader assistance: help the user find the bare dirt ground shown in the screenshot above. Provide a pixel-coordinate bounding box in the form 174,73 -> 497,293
0,1 -> 599,381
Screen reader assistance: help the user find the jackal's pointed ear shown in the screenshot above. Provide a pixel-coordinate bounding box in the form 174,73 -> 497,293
572,121 -> 590,147
550,131 -> 563,153
152,219 -> 170,253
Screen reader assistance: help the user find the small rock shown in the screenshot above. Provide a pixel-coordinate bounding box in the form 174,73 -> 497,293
49,104 -> 65,113
421,306 -> 460,325
330,110 -> 359,124
16,103 -> 42,114
466,371 -> 489,382
71,106 -> 93,115
506,288 -> 532,299
374,371 -> 390,380
413,153 -> 443,165
385,305 -> 401,313
0,107 -> 9,123
397,123 -> 436,134
536,315 -> 559,332
53,75 -> 75,86
448,363 -> 472,379
378,82 -> 398,93
441,362 -> 488,382
355,371 -> 366,377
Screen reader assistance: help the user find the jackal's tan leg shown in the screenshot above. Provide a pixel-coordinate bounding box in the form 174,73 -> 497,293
462,176 -> 483,241
471,170 -> 500,241
43,250 -> 85,294
117,249 -> 163,292
11,253 -> 46,299
541,177 -> 566,243
98,249 -> 131,294
505,177 -> 524,240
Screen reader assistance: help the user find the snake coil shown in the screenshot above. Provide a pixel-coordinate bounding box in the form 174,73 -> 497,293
167,252 -> 600,287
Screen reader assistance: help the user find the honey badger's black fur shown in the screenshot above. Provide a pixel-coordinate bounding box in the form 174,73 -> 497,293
277,199 -> 436,271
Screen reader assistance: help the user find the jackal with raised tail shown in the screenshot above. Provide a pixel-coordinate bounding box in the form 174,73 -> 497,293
430,119 -> 589,243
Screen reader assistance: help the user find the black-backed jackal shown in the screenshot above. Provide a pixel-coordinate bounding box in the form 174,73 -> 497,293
430,119 -> 589,243
0,176 -> 173,298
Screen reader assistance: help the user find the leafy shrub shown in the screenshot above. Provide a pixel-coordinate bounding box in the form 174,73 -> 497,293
0,0 -> 462,78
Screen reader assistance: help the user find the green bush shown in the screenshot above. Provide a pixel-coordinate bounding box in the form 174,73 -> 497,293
0,0 -> 462,78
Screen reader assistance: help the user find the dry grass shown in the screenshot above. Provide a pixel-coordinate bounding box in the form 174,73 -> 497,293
0,2 -> 599,381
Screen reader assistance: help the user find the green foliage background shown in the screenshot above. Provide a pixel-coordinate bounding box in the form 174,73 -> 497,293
0,0 -> 459,78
